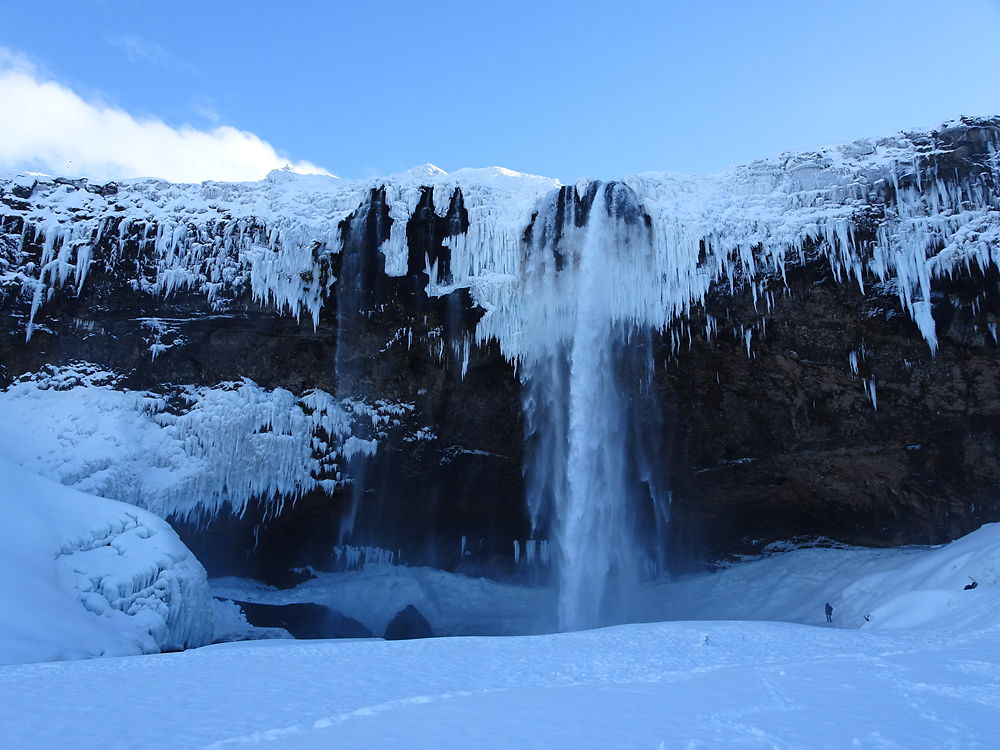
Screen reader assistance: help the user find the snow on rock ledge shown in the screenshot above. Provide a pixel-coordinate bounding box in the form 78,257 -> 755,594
0,455 -> 214,665
0,164 -> 558,336
0,364 -> 411,522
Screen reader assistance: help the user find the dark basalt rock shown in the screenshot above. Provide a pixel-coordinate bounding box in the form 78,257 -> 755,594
234,601 -> 373,639
257,567 -> 317,590
383,604 -> 433,640
663,258 -> 1000,566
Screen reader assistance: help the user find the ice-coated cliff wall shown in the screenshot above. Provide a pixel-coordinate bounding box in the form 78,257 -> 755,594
2,118 -> 1000,628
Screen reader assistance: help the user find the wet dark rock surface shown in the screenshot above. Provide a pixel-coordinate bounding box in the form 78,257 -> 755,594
384,604 -> 433,640
233,601 -> 373,639
664,260 -> 1000,565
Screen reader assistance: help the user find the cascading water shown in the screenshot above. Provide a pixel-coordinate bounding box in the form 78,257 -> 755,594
334,190 -> 389,545
521,182 -> 672,631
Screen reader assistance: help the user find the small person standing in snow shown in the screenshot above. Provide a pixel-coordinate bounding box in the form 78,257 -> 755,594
825,602 -> 833,623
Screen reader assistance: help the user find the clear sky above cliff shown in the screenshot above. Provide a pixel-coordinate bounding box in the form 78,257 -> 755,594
2,0 -> 1000,183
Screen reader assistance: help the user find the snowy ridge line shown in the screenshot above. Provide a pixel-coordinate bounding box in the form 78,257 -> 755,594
0,365 -> 415,523
2,118 -> 999,357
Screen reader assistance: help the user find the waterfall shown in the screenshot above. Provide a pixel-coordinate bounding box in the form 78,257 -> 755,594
521,182 -> 671,631
334,189 -> 390,545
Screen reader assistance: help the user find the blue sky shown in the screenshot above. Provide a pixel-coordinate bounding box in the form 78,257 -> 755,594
2,0 -> 1000,183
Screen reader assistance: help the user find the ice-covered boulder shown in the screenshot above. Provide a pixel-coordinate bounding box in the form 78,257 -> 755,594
0,455 -> 214,664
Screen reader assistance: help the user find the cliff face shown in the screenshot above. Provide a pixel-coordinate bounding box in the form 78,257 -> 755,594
665,259 -> 1000,565
2,119 -> 999,591
0,177 -> 532,580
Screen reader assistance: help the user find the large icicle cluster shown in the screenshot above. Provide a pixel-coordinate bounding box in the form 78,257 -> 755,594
476,120 -> 1000,359
0,364 -> 414,522
0,165 -> 559,339
619,124 -> 1000,355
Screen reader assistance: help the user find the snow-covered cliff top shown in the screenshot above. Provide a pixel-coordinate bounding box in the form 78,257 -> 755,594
2,116 -> 999,355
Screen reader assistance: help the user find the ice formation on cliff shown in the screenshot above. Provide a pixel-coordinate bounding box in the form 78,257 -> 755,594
0,364 -> 410,522
3,118 -> 1000,630
1,121 -> 997,360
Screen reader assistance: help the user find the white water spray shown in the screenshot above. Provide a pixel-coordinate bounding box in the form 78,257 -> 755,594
521,183 -> 670,631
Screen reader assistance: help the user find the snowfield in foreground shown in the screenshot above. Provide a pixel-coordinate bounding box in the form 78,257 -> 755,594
0,620 -> 998,749
0,456 -> 214,665
0,523 -> 997,748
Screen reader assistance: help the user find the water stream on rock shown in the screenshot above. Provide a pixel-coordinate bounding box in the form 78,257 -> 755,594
334,190 -> 387,545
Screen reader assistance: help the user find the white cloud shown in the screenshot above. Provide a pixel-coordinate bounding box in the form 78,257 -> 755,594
0,50 -> 332,183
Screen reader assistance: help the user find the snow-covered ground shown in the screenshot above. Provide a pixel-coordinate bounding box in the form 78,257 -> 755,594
0,456 -> 214,665
1,618 -> 997,748
1,477 -> 998,747
643,526 -> 1000,632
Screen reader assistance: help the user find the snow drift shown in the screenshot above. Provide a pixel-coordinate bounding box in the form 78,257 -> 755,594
643,523 -> 1000,631
0,455 -> 214,664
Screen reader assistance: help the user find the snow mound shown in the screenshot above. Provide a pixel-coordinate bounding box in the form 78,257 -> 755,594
849,524 -> 1000,631
211,564 -> 553,637
642,523 -> 1000,632
209,524 -> 1000,638
206,522 -> 998,638
0,455 -> 214,665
